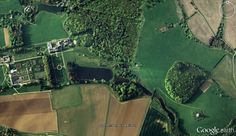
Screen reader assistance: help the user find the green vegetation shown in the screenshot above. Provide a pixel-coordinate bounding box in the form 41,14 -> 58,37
63,0 -> 143,61
112,81 -> 144,101
165,62 -> 208,103
0,125 -> 18,136
0,0 -> 22,13
140,108 -> 170,136
0,11 -> 24,49
135,0 -> 225,92
141,92 -> 185,136
60,0 -> 147,101
48,54 -> 69,88
23,11 -> 67,45
0,29 -> 4,48
51,85 -> 82,110
212,55 -> 236,98
63,48 -> 100,67
135,0 -> 236,135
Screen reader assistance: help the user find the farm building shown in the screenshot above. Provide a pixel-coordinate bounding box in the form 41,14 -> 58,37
47,38 -> 73,53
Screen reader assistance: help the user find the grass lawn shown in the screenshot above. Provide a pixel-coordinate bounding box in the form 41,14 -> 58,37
0,0 -> 22,13
163,83 -> 236,135
0,28 -> 4,48
212,55 -> 236,98
22,11 -> 68,45
50,53 -> 69,86
0,66 -> 4,85
51,85 -> 82,110
63,47 -> 101,67
135,0 -> 235,135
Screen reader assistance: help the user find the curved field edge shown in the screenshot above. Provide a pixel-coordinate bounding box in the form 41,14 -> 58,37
135,0 -> 236,135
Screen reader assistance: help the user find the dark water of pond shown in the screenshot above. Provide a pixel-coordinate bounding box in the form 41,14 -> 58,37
37,4 -> 62,13
71,64 -> 113,82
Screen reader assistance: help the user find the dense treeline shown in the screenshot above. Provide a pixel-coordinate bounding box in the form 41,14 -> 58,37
165,61 -> 208,103
0,126 -> 18,136
146,0 -> 163,8
63,0 -> 144,62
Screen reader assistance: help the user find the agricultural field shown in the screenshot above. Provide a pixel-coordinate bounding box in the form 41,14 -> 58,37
22,11 -> 68,45
224,0 -> 236,48
180,0 -> 222,44
179,0 -> 197,17
105,96 -> 150,136
135,0 -> 236,135
0,92 -> 58,132
187,13 -> 214,44
56,85 -> 110,136
55,84 -> 150,136
193,0 -> 222,34
0,0 -> 22,13
212,55 -> 236,98
51,85 -> 82,110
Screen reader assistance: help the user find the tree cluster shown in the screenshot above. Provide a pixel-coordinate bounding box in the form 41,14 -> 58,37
0,11 -> 24,48
165,61 -> 208,103
0,126 -> 18,136
112,81 -> 143,101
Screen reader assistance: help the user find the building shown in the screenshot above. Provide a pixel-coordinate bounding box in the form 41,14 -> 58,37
47,38 -> 73,53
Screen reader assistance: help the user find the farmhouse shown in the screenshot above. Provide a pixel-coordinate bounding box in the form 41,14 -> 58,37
47,38 -> 73,53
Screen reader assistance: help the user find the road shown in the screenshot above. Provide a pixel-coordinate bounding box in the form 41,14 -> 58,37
232,51 -> 236,85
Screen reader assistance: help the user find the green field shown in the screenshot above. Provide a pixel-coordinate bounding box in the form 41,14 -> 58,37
135,0 -> 236,135
23,11 -> 68,45
0,0 -> 22,13
0,66 -> 4,85
63,48 -> 101,67
0,28 -> 4,48
51,85 -> 82,110
212,55 -> 236,98
168,83 -> 236,135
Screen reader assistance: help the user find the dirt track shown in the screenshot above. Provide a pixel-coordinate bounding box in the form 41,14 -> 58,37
3,28 -> 10,47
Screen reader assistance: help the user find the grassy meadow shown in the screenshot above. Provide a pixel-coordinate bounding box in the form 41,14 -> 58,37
135,0 -> 236,135
0,29 -> 5,48
22,11 -> 68,45
0,0 -> 22,13
51,85 -> 82,110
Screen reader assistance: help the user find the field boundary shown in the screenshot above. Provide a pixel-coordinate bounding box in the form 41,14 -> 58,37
137,98 -> 152,136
